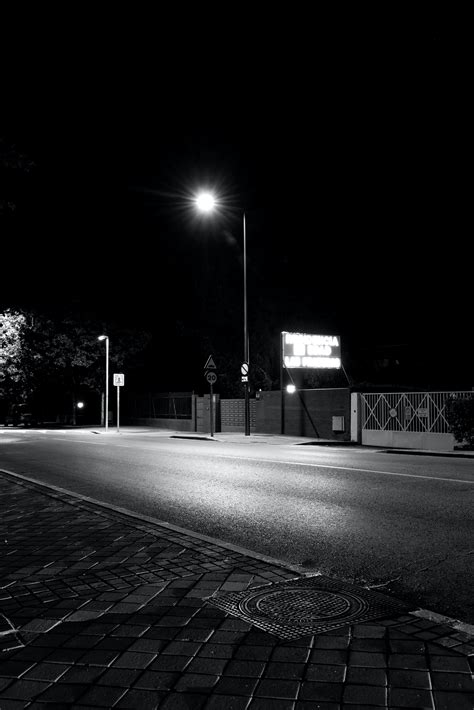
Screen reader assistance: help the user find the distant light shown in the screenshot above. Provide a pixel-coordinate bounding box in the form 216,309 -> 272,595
195,192 -> 216,213
98,335 -> 108,341
286,384 -> 296,394
77,401 -> 85,409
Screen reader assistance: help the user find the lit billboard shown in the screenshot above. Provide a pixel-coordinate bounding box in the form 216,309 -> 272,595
282,331 -> 341,369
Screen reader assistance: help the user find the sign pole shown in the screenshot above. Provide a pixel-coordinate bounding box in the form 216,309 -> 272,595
117,385 -> 120,433
204,356 -> 217,437
209,382 -> 214,437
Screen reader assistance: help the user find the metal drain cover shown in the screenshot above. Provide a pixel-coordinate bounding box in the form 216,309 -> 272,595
206,575 -> 410,640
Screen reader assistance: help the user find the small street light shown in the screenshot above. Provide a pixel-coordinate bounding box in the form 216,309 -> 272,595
98,335 -> 109,431
195,191 -> 251,436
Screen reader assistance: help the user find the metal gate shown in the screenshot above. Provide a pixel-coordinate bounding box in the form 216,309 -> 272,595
360,391 -> 472,450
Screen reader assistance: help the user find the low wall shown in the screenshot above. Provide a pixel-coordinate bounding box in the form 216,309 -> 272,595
362,430 -> 456,451
130,417 -> 195,431
255,388 -> 351,439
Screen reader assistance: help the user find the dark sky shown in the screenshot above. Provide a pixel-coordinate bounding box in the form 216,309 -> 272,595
2,21 -> 471,388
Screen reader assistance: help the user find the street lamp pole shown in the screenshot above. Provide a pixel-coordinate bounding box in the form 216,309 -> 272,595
195,192 -> 250,436
243,212 -> 250,436
98,335 -> 109,432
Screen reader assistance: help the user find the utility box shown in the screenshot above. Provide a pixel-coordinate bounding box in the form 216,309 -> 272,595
332,415 -> 345,432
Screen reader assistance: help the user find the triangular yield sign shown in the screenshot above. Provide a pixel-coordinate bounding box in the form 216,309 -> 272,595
204,355 -> 216,370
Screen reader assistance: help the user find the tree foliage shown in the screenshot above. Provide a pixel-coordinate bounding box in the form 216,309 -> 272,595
445,396 -> 474,448
0,308 -> 151,405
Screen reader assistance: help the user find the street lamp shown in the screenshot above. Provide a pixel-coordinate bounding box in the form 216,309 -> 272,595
195,191 -> 251,436
98,335 -> 109,431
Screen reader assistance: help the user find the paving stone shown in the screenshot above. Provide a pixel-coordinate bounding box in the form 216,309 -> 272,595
234,645 -> 273,661
299,681 -> 344,702
304,663 -> 346,682
388,668 -> 432,689
96,668 -> 143,687
187,657 -> 229,675
432,690 -> 474,709
349,651 -> 387,668
345,666 -> 387,686
263,662 -> 306,679
388,653 -> 429,670
76,683 -> 126,706
115,687 -> 167,708
22,662 -> 68,681
224,660 -> 266,678
312,634 -> 350,649
159,692 -> 209,709
429,655 -> 472,672
213,676 -> 259,696
35,681 -> 89,703
204,694 -> 250,710
254,678 -> 300,699
271,646 -> 310,663
309,649 -> 347,665
343,683 -> 387,705
431,672 -> 474,692
195,645 -> 236,662
174,672 -> 220,692
248,699 -> 295,709
0,679 -> 51,700
111,650 -> 157,668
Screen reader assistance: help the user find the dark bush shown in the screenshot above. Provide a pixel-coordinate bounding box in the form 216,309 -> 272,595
445,396 -> 474,448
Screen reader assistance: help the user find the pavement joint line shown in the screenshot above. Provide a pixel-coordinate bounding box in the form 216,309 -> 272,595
1,466 -> 473,645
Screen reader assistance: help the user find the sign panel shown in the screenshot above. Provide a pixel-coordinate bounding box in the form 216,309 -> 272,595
282,332 -> 341,369
241,362 -> 249,376
204,355 -> 216,370
206,371 -> 217,385
113,373 -> 125,386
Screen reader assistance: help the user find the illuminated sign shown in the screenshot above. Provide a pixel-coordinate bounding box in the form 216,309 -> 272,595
282,332 -> 341,369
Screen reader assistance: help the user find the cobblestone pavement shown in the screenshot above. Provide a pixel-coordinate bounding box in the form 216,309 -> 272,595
1,469 -> 473,709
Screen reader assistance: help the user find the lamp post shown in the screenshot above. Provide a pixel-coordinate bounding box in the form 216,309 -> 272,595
98,335 -> 109,431
195,192 -> 250,436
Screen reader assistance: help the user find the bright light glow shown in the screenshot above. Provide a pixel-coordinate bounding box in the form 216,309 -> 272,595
77,401 -> 85,409
286,384 -> 296,394
98,335 -> 108,341
195,192 -> 216,213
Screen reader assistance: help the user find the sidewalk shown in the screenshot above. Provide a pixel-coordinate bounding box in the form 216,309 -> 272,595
1,469 -> 473,709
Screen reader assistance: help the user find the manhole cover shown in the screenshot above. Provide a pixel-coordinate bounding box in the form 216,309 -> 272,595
206,575 -> 411,640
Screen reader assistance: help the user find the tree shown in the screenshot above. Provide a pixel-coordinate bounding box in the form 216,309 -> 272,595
0,308 -> 151,422
445,396 -> 474,448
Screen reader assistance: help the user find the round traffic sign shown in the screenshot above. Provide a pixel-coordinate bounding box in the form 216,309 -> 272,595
206,371 -> 217,384
241,362 -> 249,376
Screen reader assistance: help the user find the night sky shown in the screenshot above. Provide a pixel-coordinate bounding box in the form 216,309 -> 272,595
2,22 -> 471,391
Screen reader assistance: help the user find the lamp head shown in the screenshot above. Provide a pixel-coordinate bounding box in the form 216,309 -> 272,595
98,335 -> 108,341
195,191 -> 216,213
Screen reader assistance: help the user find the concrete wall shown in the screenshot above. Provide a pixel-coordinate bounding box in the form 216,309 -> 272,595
132,417 -> 195,431
362,430 -> 456,451
255,388 -> 351,439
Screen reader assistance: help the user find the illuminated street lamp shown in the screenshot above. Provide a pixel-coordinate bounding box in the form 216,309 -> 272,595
98,335 -> 109,431
195,191 -> 251,436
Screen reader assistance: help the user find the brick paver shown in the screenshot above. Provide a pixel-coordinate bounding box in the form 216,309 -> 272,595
1,469 -> 473,709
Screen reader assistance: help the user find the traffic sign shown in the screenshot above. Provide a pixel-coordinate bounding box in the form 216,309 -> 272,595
113,373 -> 125,386
206,371 -> 217,385
241,362 -> 249,376
204,355 -> 216,370
241,375 -> 248,382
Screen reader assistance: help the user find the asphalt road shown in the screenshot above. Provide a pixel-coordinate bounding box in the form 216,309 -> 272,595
1,427 -> 473,624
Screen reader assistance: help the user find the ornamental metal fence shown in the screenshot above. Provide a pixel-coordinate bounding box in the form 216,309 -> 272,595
361,391 -> 473,433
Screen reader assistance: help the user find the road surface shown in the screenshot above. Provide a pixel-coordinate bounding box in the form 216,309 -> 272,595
1,427 -> 473,623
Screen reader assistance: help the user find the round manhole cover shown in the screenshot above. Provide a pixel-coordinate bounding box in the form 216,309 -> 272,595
239,586 -> 366,627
